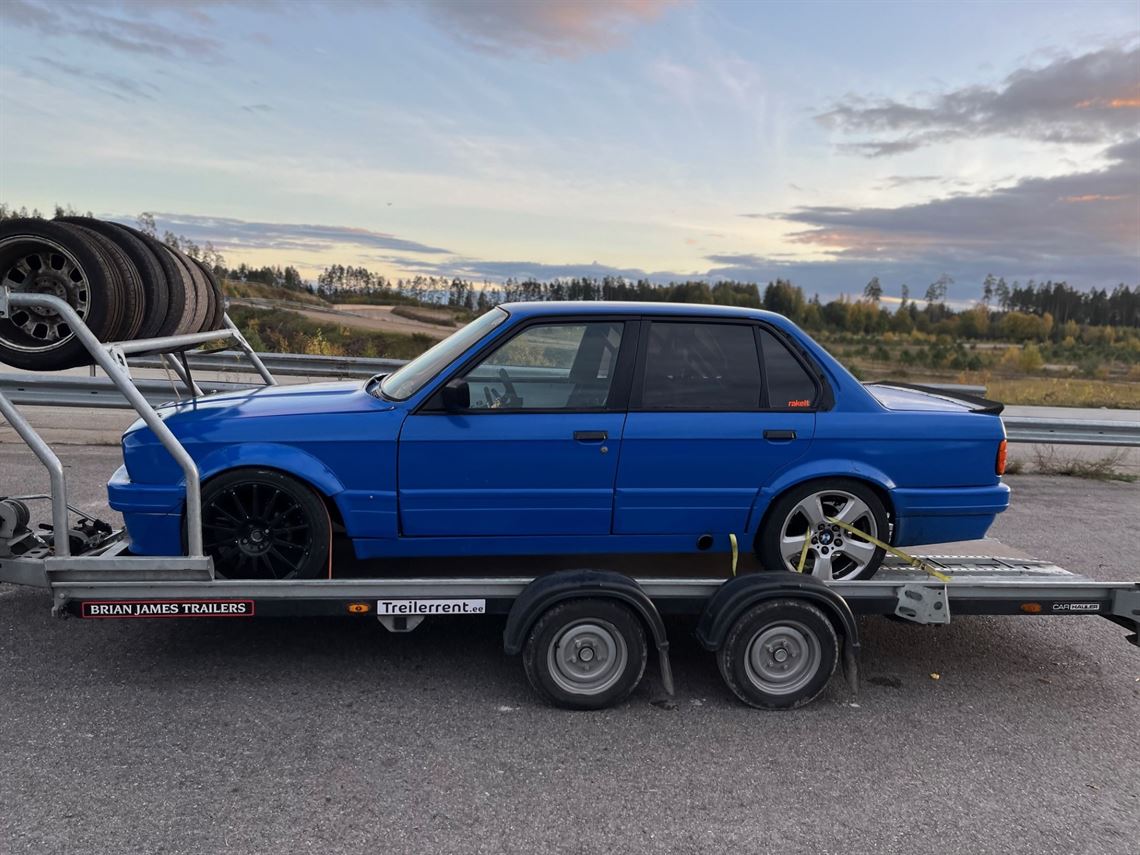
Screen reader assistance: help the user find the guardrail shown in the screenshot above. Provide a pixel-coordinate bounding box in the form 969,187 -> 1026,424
2,357 -> 1138,446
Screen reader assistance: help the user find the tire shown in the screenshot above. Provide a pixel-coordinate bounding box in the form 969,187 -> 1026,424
160,245 -> 200,334
0,218 -> 125,370
522,599 -> 647,710
191,257 -> 225,331
114,225 -> 188,337
198,468 -> 330,580
65,224 -> 145,341
174,248 -> 214,333
165,247 -> 209,334
758,478 -> 888,581
718,599 -> 838,710
55,217 -> 170,339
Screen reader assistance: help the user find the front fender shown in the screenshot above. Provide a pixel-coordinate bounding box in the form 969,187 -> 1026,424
194,442 -> 348,499
745,458 -> 897,533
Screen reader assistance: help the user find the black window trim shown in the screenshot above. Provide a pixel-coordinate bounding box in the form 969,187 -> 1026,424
414,315 -> 641,415
628,317 -> 828,414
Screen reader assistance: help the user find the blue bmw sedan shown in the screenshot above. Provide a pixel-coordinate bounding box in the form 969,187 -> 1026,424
109,302 -> 1010,581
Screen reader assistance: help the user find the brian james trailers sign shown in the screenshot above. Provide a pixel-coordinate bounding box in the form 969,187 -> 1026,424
81,600 -> 255,618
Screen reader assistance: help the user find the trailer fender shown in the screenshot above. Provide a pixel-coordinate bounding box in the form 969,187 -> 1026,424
503,570 -> 674,696
695,572 -> 861,696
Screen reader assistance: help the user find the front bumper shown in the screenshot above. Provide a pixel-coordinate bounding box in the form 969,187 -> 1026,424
107,465 -> 183,555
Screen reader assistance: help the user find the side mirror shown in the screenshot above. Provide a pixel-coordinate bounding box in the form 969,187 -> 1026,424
439,378 -> 470,411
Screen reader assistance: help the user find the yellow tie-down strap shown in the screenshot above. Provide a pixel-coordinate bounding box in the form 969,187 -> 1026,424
795,517 -> 952,584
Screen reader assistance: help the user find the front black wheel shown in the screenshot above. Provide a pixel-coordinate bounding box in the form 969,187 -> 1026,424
199,468 -> 329,580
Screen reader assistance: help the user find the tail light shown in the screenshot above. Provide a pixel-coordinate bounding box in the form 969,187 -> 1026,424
996,439 -> 1008,475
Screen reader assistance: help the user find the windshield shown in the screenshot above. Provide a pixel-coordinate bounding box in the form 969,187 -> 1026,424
380,307 -> 509,401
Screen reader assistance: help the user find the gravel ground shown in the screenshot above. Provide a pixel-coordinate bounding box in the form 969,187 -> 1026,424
1,448 -> 1138,855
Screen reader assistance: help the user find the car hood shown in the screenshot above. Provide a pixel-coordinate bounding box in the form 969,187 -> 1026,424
128,380 -> 394,433
865,382 -> 1004,415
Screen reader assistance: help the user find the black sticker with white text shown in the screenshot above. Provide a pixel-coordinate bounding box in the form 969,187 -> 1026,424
81,600 -> 255,618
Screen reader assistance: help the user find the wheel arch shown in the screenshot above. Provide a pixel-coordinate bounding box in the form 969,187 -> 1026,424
194,443 -> 348,527
750,463 -> 897,550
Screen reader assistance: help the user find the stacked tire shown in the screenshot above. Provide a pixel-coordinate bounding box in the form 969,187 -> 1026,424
0,217 -> 224,370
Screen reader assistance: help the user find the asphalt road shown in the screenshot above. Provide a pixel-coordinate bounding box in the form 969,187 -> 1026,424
1,448 -> 1138,854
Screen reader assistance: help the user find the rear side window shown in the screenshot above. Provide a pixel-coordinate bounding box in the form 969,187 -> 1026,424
758,328 -> 817,408
641,322 -> 761,410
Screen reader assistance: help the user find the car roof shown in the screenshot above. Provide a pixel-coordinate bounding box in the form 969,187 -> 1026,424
499,301 -> 787,323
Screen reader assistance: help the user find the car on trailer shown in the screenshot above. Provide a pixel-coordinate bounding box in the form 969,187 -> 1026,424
1,288 -> 1137,712
107,302 -> 1011,582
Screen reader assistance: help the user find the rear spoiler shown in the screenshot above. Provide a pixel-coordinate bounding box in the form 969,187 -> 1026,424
868,382 -> 1005,415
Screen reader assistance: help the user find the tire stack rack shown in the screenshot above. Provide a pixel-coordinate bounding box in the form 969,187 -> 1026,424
0,288 -> 1137,710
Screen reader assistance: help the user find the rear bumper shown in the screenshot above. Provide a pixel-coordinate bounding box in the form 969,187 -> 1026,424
891,483 -> 1010,547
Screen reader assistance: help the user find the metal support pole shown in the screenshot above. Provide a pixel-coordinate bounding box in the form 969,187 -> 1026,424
159,353 -> 204,397
223,315 -> 278,386
3,290 -> 207,556
0,390 -> 70,556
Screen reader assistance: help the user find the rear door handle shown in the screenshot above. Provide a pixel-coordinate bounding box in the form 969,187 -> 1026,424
573,430 -> 608,442
764,430 -> 796,441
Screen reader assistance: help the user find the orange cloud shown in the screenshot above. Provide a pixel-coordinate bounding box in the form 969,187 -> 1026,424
1061,194 -> 1126,203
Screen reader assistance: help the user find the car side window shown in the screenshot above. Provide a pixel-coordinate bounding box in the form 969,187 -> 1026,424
462,322 -> 624,410
758,327 -> 818,408
640,322 -> 761,410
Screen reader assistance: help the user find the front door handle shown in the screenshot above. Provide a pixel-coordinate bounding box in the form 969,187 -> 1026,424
573,430 -> 608,442
764,429 -> 796,441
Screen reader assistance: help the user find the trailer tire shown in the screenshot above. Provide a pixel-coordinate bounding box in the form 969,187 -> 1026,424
718,599 -> 838,709
198,468 -> 330,580
523,598 -> 647,710
0,218 -> 126,370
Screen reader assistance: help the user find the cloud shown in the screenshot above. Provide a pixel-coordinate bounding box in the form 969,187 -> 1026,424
818,45 -> 1140,156
0,0 -> 229,60
414,0 -> 681,57
32,57 -> 159,101
241,104 -> 273,113
118,213 -> 452,256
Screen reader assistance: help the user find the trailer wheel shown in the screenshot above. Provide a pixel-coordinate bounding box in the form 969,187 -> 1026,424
718,599 -> 838,709
199,468 -> 329,580
523,599 -> 647,710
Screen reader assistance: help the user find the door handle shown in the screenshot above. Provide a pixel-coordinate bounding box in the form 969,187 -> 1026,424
764,429 -> 796,441
573,430 -> 608,442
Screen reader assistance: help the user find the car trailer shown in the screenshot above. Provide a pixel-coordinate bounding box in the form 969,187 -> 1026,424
1,288 -> 1138,710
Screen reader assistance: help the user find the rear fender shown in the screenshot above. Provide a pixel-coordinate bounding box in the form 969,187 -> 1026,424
746,458 -> 896,533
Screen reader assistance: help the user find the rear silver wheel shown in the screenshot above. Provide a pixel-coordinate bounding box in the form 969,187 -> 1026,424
547,619 -> 629,697
778,488 -> 880,580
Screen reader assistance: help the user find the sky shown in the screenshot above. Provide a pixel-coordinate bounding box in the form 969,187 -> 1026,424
0,0 -> 1137,301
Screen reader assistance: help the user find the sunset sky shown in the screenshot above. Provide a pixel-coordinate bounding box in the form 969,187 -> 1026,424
1,0 -> 1137,300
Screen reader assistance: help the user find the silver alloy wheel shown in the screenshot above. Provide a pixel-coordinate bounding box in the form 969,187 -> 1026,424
0,236 -> 91,351
547,619 -> 629,696
778,488 -> 879,580
743,620 -> 822,696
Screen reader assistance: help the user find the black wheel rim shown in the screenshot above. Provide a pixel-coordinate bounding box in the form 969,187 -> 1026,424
203,482 -> 313,579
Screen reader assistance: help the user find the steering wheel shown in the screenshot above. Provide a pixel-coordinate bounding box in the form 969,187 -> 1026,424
482,368 -> 521,409
498,368 -> 519,405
